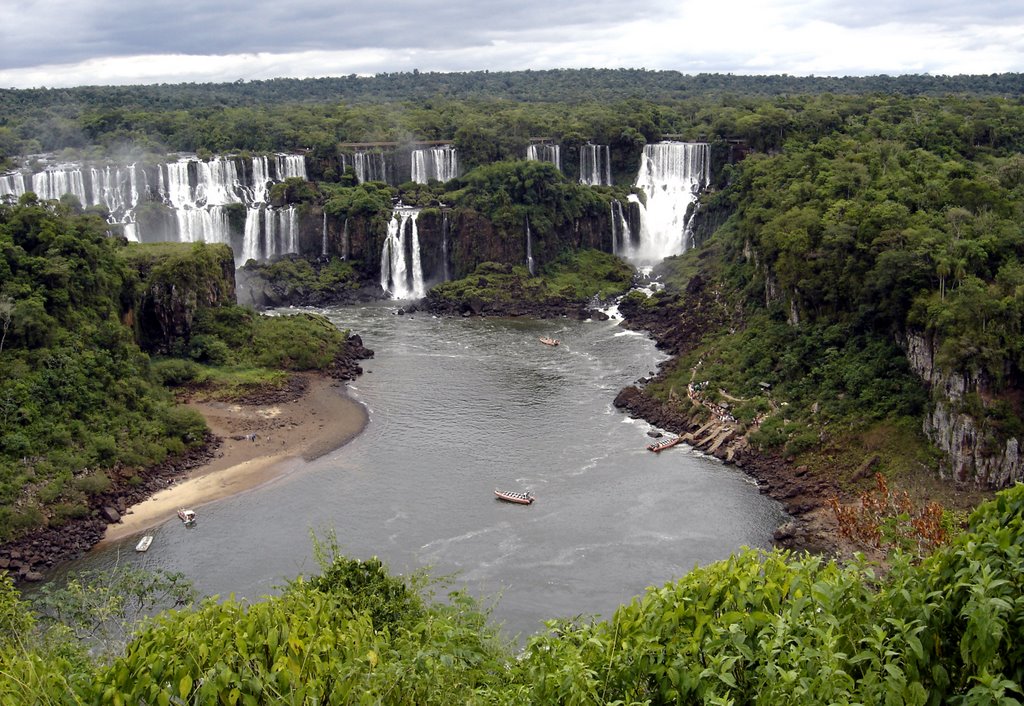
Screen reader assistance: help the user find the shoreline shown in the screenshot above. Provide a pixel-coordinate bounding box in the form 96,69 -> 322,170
2,333 -> 374,583
101,373 -> 367,544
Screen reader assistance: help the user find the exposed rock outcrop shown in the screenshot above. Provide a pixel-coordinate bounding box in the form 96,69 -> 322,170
612,383 -> 841,556
902,330 -> 1023,488
129,243 -> 237,353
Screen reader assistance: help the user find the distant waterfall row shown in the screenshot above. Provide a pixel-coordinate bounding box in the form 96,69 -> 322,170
1,164 -> 143,222
580,144 -> 613,186
412,146 -> 459,184
341,142 -> 617,187
0,154 -> 307,264
526,143 -> 561,171
347,152 -> 389,184
2,142 -> 711,300
526,142 -> 612,186
337,146 -> 460,185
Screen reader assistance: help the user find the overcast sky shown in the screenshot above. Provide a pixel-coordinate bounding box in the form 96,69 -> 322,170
2,0 -> 1022,89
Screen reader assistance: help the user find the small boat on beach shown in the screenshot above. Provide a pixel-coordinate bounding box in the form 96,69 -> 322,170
177,508 -> 196,525
539,337 -> 560,346
647,435 -> 682,453
495,489 -> 535,505
135,535 -> 153,552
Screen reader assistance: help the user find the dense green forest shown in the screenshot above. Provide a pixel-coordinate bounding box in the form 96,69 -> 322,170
3,69 -> 1023,115
622,90 -> 1024,477
0,198 -> 364,543
2,69 -> 1024,703
2,69 -> 1023,168
4,483 -> 1024,703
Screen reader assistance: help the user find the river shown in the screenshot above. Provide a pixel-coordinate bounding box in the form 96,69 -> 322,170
57,301 -> 785,642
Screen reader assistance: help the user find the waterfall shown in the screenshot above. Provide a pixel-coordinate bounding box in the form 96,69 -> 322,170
441,211 -> 450,282
626,142 -> 710,264
321,211 -> 328,257
526,216 -> 535,276
342,218 -> 350,260
240,205 -> 299,265
3,153 -> 307,264
161,157 -> 244,208
278,206 -> 299,258
354,152 -> 388,183
527,143 -> 561,171
252,156 -> 271,203
88,165 -> 139,215
274,154 -> 307,180
0,171 -> 28,201
160,157 -> 242,248
379,209 -> 425,299
175,204 -> 232,247
412,146 -> 458,184
610,199 -> 632,255
32,167 -> 88,204
580,144 -> 611,186
241,207 -> 264,264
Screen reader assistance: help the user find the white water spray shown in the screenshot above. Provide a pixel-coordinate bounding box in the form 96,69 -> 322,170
412,146 -> 459,184
626,142 -> 709,265
380,209 -> 425,299
527,143 -> 561,171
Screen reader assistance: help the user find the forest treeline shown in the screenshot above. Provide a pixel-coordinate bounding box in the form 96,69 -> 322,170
3,68 -> 1024,114
2,68 -> 1024,164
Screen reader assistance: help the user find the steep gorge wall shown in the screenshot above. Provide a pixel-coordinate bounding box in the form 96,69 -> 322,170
128,243 -> 237,353
903,331 -> 1023,488
737,234 -> 1021,489
312,204 -> 618,286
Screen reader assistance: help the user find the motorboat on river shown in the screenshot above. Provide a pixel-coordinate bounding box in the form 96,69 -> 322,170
539,337 -> 560,346
177,508 -> 196,525
135,535 -> 153,552
495,489 -> 535,505
647,435 -> 682,452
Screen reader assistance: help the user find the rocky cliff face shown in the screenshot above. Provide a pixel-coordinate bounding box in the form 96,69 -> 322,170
316,205 -> 616,286
903,330 -> 1023,488
130,243 -> 237,353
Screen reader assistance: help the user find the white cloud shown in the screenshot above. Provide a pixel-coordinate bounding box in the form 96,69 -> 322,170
0,0 -> 1021,88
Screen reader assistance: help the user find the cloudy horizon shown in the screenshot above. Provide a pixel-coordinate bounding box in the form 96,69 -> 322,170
1,0 -> 1022,89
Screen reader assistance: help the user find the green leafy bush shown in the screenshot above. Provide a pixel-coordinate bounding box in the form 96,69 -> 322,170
8,485 -> 1024,704
72,471 -> 110,496
151,357 -> 202,386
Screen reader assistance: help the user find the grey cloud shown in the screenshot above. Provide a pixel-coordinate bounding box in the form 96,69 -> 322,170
2,0 -> 675,70
802,0 -> 1024,29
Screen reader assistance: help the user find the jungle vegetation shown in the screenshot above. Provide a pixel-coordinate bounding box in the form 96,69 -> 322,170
0,198 -> 361,543
1,69 -> 1023,702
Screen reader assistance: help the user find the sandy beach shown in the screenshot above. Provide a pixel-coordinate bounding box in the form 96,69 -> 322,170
101,373 -> 367,543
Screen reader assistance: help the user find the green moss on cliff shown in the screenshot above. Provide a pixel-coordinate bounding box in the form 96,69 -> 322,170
428,249 -> 632,314
237,256 -> 360,301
